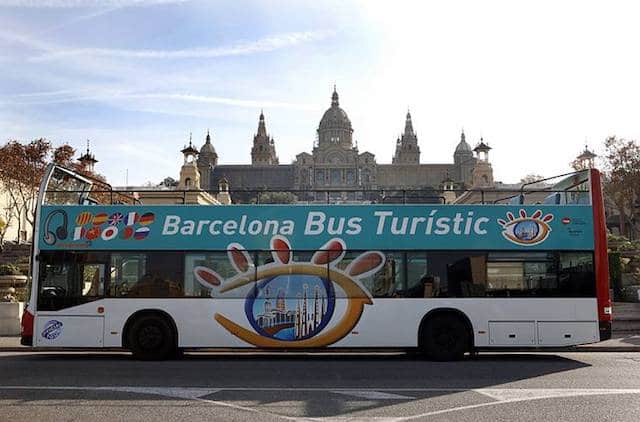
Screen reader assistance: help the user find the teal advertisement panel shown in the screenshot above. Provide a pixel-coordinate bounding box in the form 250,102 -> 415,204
38,204 -> 595,251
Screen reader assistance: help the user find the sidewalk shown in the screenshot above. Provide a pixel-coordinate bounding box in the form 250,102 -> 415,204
2,334 -> 640,353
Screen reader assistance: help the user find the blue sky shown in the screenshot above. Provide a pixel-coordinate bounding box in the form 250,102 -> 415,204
1,0 -> 639,186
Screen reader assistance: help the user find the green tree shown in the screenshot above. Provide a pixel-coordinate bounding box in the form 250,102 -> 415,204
253,191 -> 298,204
0,139 -> 52,241
0,140 -> 97,242
159,177 -> 178,188
603,136 -> 640,239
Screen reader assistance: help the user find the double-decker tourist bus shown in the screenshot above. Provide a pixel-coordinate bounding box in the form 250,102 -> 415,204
21,165 -> 611,360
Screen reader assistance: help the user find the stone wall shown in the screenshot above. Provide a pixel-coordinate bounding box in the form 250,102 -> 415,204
0,243 -> 31,269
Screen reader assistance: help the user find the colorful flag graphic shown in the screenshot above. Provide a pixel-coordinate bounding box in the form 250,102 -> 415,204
120,226 -> 134,240
75,212 -> 93,226
134,227 -> 150,240
108,212 -> 124,225
125,212 -> 138,226
102,226 -> 118,240
92,213 -> 108,226
139,212 -> 155,226
73,226 -> 86,240
86,227 -> 101,240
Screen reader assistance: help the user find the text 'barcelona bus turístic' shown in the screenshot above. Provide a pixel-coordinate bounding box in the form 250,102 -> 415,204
21,165 -> 611,360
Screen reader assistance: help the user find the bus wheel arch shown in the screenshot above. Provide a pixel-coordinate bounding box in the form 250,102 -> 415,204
418,308 -> 474,361
122,309 -> 179,360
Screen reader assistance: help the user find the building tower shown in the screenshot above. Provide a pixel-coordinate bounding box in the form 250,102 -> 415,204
295,294 -> 302,338
441,172 -> 457,204
575,144 -> 597,170
178,134 -> 201,190
78,140 -> 98,173
453,129 -> 475,185
317,86 -> 354,149
302,284 -> 308,337
197,130 -> 218,190
471,138 -> 494,187
313,285 -> 321,328
251,111 -> 279,165
392,110 -> 420,164
276,288 -> 286,312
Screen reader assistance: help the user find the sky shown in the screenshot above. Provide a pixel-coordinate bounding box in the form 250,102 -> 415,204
1,0 -> 639,186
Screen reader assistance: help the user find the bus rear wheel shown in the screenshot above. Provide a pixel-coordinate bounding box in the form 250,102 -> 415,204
127,315 -> 176,361
421,314 -> 470,361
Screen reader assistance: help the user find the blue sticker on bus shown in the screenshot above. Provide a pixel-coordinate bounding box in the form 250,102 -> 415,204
41,320 -> 63,340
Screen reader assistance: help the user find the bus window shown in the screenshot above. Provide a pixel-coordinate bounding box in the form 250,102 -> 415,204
38,251 -> 107,311
430,252 -> 487,297
335,251 -> 400,298
43,166 -> 92,205
110,252 -> 183,298
558,252 -> 595,296
81,263 -> 105,297
404,252 -> 428,298
487,252 -> 556,296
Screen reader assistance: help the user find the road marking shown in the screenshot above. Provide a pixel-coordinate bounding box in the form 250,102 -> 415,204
394,388 -> 640,421
109,386 -> 221,400
0,386 -> 219,400
3,386 -> 640,421
331,390 -> 414,400
475,388 -> 640,402
0,386 -> 299,421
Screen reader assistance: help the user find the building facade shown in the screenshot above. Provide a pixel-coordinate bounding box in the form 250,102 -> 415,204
195,87 -> 493,203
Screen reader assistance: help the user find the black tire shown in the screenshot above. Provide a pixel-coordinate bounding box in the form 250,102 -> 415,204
422,314 -> 470,361
127,315 -> 176,361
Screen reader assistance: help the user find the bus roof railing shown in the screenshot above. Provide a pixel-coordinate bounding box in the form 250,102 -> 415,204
41,167 -> 594,206
42,186 -> 592,205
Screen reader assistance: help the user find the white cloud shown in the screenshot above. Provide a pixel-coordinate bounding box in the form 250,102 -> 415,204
2,90 -> 315,113
124,93 -> 316,110
30,30 -> 334,61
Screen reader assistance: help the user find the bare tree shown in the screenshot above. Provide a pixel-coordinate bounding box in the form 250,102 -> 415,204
519,174 -> 546,185
0,204 -> 16,249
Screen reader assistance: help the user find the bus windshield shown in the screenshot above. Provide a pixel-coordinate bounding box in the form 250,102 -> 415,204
42,165 -> 93,206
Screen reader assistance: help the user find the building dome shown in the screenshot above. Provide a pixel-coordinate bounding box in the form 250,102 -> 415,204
319,88 -> 352,130
454,130 -> 472,153
200,130 -> 217,155
319,105 -> 353,131
317,87 -> 353,147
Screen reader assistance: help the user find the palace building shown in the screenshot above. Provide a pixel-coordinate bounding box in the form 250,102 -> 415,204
192,87 -> 495,203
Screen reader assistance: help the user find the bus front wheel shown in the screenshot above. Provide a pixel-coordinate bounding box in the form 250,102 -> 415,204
127,314 -> 177,361
421,314 -> 470,361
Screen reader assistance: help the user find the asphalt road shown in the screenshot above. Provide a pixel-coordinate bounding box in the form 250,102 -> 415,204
2,351 -> 640,421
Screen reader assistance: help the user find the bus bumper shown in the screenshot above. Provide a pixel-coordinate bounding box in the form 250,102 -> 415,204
599,321 -> 612,341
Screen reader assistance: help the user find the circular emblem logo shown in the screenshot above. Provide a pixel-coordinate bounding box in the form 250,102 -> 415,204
41,320 -> 63,340
245,275 -> 336,341
514,220 -> 540,241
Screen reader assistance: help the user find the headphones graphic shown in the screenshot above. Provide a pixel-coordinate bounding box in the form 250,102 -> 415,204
43,210 -> 69,246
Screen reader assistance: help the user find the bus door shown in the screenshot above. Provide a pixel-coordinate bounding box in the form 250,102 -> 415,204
35,251 -> 108,348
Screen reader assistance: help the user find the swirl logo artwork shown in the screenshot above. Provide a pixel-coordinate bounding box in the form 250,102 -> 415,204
498,209 -> 554,246
193,236 -> 385,348
41,320 -> 63,340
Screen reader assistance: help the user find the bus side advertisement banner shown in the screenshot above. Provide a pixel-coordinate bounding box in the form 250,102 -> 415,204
38,205 -> 594,251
